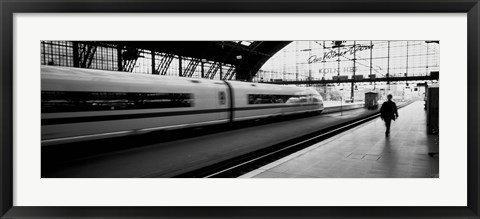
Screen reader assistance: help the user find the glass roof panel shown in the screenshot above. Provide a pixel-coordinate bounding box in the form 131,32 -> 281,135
231,41 -> 254,47
240,41 -> 254,46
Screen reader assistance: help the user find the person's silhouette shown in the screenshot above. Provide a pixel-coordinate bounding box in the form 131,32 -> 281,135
380,94 -> 399,137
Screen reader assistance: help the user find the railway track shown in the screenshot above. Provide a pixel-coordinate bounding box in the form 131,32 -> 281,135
174,101 -> 413,178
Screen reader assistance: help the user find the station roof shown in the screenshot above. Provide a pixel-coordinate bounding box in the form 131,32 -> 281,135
96,41 -> 291,81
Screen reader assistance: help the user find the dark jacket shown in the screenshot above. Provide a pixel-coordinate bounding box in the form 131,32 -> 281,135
380,100 -> 398,120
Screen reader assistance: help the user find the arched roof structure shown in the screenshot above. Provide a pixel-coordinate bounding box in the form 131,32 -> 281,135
97,41 -> 291,81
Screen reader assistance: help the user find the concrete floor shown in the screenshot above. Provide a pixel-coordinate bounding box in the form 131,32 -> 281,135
241,101 -> 439,178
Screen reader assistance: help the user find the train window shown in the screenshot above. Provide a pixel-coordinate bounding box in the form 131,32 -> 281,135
248,94 -> 307,104
42,91 -> 194,113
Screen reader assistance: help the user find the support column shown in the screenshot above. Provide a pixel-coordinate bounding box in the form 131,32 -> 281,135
370,41 -> 375,90
72,42 -> 79,68
201,61 -> 205,78
151,51 -> 157,74
426,42 -> 429,75
406,41 -> 409,76
117,45 -> 123,71
387,41 -> 390,87
235,66 -> 249,81
337,45 -> 341,84
179,55 -> 183,77
219,62 -> 223,80
42,41 -> 46,65
351,41 -> 356,101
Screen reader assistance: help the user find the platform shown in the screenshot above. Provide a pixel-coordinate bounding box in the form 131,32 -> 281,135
240,101 -> 439,178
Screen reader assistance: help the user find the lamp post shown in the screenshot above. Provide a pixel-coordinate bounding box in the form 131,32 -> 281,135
340,88 -> 343,116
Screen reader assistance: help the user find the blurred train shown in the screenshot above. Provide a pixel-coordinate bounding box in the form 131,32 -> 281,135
42,66 -> 324,145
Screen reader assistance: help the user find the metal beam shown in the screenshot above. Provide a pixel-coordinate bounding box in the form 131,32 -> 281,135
264,75 -> 439,85
156,53 -> 174,75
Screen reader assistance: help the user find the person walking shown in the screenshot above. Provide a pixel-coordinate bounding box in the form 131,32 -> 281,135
380,94 -> 399,137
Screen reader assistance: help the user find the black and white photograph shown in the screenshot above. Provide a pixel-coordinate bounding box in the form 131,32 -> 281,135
2,3 -> 478,217
41,40 -> 440,178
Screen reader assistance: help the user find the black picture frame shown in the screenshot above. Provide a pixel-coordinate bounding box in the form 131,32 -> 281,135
1,1 -> 479,218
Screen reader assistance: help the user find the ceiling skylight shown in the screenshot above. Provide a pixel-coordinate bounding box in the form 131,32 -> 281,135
232,41 -> 254,47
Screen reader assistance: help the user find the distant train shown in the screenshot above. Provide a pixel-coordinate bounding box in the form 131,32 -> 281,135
41,66 -> 324,145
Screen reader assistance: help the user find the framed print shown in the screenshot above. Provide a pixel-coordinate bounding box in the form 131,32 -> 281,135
1,0 -> 479,218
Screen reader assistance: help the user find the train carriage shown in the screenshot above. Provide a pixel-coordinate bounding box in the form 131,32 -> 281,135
226,81 -> 323,121
41,66 -> 324,145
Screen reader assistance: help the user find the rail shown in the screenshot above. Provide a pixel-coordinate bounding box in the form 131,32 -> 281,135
173,101 -> 414,178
